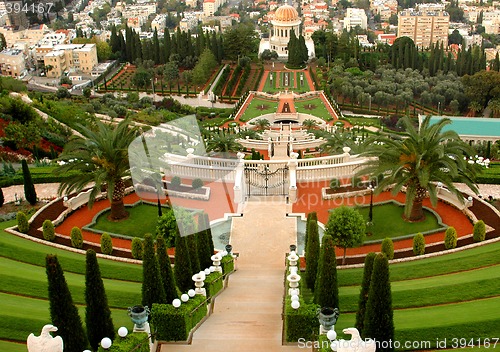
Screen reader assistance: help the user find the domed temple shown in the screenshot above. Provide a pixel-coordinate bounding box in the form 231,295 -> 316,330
259,3 -> 315,59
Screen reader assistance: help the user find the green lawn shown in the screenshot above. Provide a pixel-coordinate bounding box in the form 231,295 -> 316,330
239,97 -> 279,122
262,72 -> 310,93
354,202 -> 445,242
0,340 -> 25,352
89,203 -> 160,238
294,98 -> 334,121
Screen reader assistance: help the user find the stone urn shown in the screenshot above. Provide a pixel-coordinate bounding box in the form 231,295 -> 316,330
287,273 -> 301,295
317,307 -> 340,333
211,253 -> 222,273
192,271 -> 207,296
127,305 -> 150,329
287,251 -> 299,266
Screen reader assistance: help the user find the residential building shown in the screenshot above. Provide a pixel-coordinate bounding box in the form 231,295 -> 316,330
343,8 -> 368,30
203,0 -> 216,17
0,47 -> 25,77
398,6 -> 449,48
179,17 -> 198,32
42,43 -> 98,78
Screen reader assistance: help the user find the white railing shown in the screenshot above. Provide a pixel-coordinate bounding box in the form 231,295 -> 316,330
296,154 -> 351,167
296,159 -> 367,182
437,186 -> 472,210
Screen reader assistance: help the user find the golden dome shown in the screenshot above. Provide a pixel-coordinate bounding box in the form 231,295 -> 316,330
274,5 -> 299,22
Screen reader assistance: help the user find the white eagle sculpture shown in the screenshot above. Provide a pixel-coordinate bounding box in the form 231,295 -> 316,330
334,328 -> 376,352
27,324 -> 63,352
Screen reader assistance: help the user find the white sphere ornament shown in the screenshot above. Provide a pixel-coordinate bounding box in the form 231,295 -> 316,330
84,350 -> 92,352
331,341 -> 338,351
172,298 -> 181,308
204,268 -> 211,275
117,326 -> 128,337
291,295 -> 300,302
291,300 -> 300,309
327,329 -> 337,341
101,337 -> 112,349
188,289 -> 196,297
181,293 -> 189,302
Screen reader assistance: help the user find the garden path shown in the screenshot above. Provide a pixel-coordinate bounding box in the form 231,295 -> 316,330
160,200 -> 302,352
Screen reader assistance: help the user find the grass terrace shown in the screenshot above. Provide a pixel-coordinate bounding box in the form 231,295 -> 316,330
294,98 -> 333,121
239,97 -> 279,122
262,71 -> 310,93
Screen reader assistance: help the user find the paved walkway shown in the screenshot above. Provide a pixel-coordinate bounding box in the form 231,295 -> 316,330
160,200 -> 301,352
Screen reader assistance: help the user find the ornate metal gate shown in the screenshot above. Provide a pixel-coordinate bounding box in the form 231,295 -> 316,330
244,164 -> 289,197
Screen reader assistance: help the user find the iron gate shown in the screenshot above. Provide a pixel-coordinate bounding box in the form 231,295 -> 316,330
244,164 -> 289,197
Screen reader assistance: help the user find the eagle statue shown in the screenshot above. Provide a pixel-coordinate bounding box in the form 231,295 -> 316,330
27,324 -> 63,352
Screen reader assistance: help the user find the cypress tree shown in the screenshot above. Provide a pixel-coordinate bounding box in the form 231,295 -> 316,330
314,234 -> 339,309
156,234 -> 178,303
142,234 -> 166,308
85,250 -> 115,351
153,29 -> 161,64
186,233 -> 201,275
21,159 -> 37,205
305,218 -> 320,291
46,254 -> 87,351
204,213 -> 215,258
304,211 -> 317,252
363,253 -> 394,351
174,233 -> 193,293
0,188 -> 4,207
197,213 -> 213,270
355,252 -> 376,335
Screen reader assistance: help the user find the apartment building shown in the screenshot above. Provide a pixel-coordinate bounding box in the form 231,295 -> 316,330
343,8 -> 368,30
398,7 -> 449,48
42,43 -> 97,78
0,47 -> 25,77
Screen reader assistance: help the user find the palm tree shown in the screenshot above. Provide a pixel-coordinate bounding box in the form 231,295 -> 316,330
252,118 -> 271,131
321,130 -> 367,155
205,131 -> 242,155
238,129 -> 262,140
57,119 -> 139,220
487,99 -> 500,118
359,115 -> 478,222
302,119 -> 318,130
468,101 -> 482,117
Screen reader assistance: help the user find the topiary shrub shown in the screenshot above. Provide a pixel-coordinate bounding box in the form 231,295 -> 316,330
473,220 -> 486,242
444,227 -> 458,249
412,233 -> 425,256
131,237 -> 144,259
381,238 -> 394,260
100,233 -> 113,255
16,211 -> 29,233
329,178 -> 340,190
192,178 -> 204,189
42,219 -> 56,241
22,159 -> 37,205
70,227 -> 83,249
0,188 -> 4,207
97,332 -> 149,352
170,176 -> 181,188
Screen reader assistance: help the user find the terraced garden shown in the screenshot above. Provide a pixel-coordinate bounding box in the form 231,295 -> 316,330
239,97 -> 279,122
2,212 -> 500,350
294,98 -> 333,121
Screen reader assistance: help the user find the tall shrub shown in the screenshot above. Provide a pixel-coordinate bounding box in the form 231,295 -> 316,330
142,233 -> 166,308
304,211 -> 317,251
204,213 -> 215,257
85,249 -> 115,350
381,238 -> 394,260
305,218 -> 320,291
16,211 -> 29,233
196,214 -> 213,270
0,188 -> 4,207
412,233 -> 425,255
313,234 -> 339,309
45,254 -> 87,351
42,219 -> 56,241
186,233 -> 201,275
363,253 -> 394,351
70,227 -> 83,249
444,227 -> 458,249
100,232 -> 113,255
156,234 -> 178,302
131,237 -> 143,259
174,233 -> 193,293
473,220 -> 486,242
21,159 -> 37,205
355,252 -> 376,335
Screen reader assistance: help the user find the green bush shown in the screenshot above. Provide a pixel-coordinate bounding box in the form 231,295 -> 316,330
42,219 -> 56,241
170,176 -> 181,188
132,237 -> 144,259
16,211 -> 29,233
473,220 -> 486,242
305,218 -> 320,291
0,188 -> 4,207
22,159 -> 37,205
100,233 -> 113,255
70,227 -> 83,249
284,296 -> 319,342
444,227 -> 458,249
151,295 -> 207,341
192,178 -> 204,189
413,233 -> 426,256
221,255 -> 234,274
329,178 -> 340,190
97,332 -> 149,352
204,272 -> 223,298
381,238 -> 394,260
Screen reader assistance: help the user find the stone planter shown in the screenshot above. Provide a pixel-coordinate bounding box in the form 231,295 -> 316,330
127,305 -> 150,329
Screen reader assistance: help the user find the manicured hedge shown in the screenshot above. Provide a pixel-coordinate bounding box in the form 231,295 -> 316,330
97,332 -> 149,352
151,295 -> 207,341
204,272 -> 223,298
284,296 -> 319,342
221,255 -> 234,274
0,167 -> 82,188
